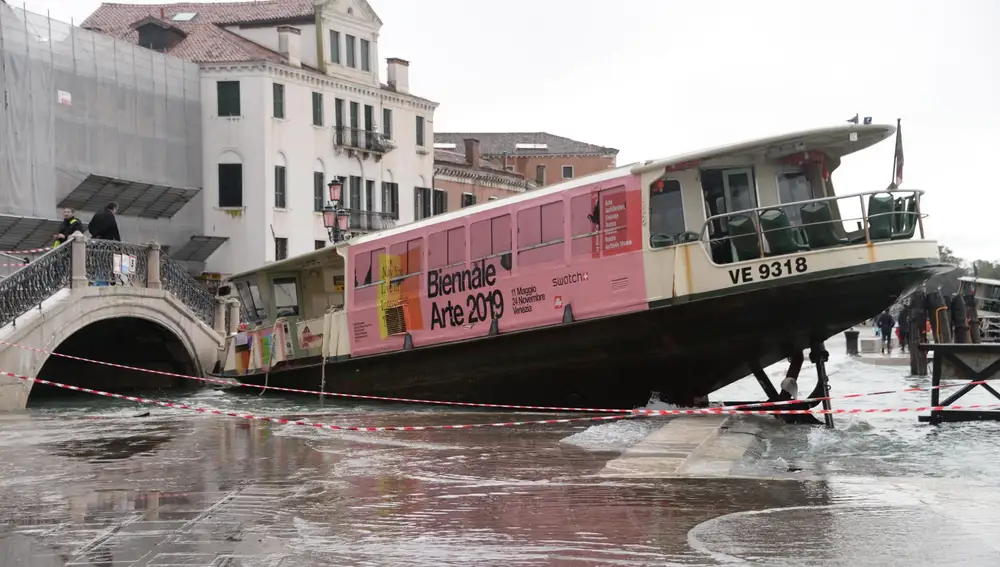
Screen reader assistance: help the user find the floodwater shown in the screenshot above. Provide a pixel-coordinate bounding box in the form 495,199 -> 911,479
2,334 -> 1000,566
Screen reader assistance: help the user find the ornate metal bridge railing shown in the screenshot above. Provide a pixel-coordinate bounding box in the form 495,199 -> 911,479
0,236 -> 238,332
85,239 -> 149,287
160,254 -> 217,327
0,245 -> 72,328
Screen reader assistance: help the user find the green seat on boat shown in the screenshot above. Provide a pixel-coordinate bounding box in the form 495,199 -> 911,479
759,209 -> 809,256
866,192 -> 895,241
799,201 -> 848,249
727,214 -> 761,261
892,194 -> 918,240
677,231 -> 701,243
650,233 -> 677,249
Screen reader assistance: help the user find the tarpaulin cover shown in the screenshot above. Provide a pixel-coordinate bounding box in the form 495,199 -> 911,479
0,5 -> 202,224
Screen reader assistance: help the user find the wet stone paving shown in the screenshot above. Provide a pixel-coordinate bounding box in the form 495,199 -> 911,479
3,346 -> 1000,567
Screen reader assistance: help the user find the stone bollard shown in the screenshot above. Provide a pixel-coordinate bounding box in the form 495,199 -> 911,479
845,329 -> 860,355
70,233 -> 88,289
213,298 -> 226,335
226,299 -> 240,336
146,242 -> 161,289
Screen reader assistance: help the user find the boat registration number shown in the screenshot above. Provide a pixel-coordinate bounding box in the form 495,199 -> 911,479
728,257 -> 808,285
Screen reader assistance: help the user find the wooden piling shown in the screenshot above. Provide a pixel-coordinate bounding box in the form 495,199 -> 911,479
909,290 -> 928,376
966,293 -> 982,344
951,294 -> 970,344
927,290 -> 953,344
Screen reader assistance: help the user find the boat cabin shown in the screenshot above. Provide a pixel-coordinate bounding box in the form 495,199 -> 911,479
228,245 -> 349,364
958,276 -> 1000,316
219,123 -> 933,374
634,123 -> 919,265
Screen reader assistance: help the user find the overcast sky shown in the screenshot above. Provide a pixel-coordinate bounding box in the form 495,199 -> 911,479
17,0 -> 1000,262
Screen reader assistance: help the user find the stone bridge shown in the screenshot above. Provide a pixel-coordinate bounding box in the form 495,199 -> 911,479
0,236 -> 242,410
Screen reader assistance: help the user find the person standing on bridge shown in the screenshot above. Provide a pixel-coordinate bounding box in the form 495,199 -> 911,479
53,207 -> 83,248
87,202 -> 121,242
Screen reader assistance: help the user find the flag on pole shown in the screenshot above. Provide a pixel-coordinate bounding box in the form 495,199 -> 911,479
890,118 -> 904,188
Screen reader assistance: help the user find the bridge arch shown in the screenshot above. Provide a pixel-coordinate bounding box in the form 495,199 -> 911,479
0,287 -> 222,408
30,316 -> 201,402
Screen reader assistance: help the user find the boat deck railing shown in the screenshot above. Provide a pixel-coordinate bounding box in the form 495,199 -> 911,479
691,189 -> 926,265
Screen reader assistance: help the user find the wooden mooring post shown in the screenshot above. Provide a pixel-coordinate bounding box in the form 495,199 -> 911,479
908,290 -> 929,376
917,343 -> 1000,424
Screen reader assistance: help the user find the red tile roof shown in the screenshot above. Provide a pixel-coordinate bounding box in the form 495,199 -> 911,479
80,1 -> 316,64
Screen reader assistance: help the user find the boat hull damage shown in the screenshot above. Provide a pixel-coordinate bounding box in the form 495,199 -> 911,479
222,259 -> 949,409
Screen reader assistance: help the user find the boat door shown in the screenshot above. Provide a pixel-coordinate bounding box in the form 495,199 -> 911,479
701,168 -> 759,263
270,275 -> 304,360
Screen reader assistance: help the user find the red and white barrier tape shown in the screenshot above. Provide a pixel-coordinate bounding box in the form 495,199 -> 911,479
0,337 -> 991,414
0,263 -> 28,267
0,247 -> 50,255
0,369 -> 637,430
5,369 -> 999,424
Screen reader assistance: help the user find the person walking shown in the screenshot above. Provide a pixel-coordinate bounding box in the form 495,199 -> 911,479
876,309 -> 895,354
897,304 -> 910,353
53,207 -> 83,247
87,202 -> 121,241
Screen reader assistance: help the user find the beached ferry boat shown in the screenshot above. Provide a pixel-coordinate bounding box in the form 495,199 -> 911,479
213,123 -> 948,408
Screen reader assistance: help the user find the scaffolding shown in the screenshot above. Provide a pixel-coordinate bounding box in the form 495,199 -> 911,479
0,4 -> 202,228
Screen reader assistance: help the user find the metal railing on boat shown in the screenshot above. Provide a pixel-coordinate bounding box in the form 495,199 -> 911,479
696,189 -> 927,264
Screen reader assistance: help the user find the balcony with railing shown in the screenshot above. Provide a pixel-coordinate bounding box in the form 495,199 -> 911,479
342,209 -> 397,233
683,189 -> 927,265
334,127 -> 394,161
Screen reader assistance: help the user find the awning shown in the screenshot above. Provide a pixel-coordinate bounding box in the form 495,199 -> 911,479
58,174 -> 200,219
169,235 -> 228,262
0,215 -> 62,251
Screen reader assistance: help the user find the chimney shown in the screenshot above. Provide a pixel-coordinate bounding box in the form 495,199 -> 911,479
277,26 -> 302,68
386,58 -> 409,94
464,138 -> 480,168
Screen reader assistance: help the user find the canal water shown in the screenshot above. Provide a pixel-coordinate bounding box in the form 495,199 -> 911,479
2,333 -> 1000,566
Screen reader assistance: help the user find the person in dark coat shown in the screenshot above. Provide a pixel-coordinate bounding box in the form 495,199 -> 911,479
88,202 -> 121,241
897,304 -> 910,353
876,310 -> 895,354
53,207 -> 83,247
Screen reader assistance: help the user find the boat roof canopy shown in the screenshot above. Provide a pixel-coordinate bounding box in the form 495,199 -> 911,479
228,243 -> 347,281
631,123 -> 895,175
225,123 -> 897,280
959,276 -> 1000,287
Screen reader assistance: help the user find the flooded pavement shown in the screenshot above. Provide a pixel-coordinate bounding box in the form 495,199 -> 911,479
2,336 -> 1000,565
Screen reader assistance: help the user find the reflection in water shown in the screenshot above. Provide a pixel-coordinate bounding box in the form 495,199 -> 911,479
0,353 -> 998,566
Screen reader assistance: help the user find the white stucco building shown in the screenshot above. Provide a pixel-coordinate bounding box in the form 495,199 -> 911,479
82,0 -> 438,276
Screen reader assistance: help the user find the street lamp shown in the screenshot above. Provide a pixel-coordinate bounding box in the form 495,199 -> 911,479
323,178 -> 349,243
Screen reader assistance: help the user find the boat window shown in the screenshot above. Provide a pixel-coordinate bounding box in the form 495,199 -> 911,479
570,193 -> 599,257
517,202 -> 564,268
428,227 -> 465,269
236,282 -> 264,320
388,237 -> 423,279
247,282 -> 266,319
353,248 -> 385,288
649,178 -> 685,240
471,214 -> 513,272
272,277 -> 299,317
777,170 -> 813,224
448,227 -> 466,267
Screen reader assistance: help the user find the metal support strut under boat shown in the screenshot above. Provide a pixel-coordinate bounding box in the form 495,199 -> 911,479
809,343 -> 835,429
747,352 -> 823,426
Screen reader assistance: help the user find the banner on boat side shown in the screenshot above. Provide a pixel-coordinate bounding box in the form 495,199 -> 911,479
376,248 -> 424,339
